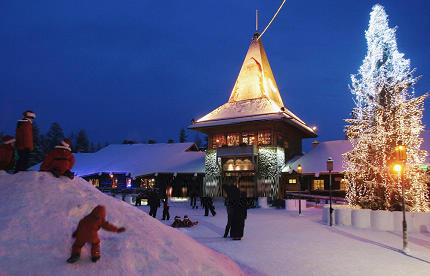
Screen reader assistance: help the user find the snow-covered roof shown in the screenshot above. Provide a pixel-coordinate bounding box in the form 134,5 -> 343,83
31,142 -> 206,177
189,33 -> 316,138
284,130 -> 430,175
283,140 -> 353,175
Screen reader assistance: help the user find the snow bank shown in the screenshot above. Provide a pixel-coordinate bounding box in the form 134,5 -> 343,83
0,171 -> 244,276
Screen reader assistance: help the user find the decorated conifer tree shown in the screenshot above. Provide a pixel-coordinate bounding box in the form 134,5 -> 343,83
344,4 -> 429,211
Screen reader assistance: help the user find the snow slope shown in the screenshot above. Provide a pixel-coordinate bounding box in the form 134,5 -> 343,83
0,171 -> 243,276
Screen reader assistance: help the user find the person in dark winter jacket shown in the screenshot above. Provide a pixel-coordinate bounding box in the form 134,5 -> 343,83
40,138 -> 75,179
0,136 -> 16,172
189,180 -> 199,209
162,195 -> 170,220
15,110 -> 35,171
202,197 -> 216,216
229,187 -> 248,240
148,190 -> 160,218
222,184 -> 233,238
67,205 -> 126,263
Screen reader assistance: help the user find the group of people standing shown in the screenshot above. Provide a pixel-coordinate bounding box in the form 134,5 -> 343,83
0,110 -> 75,179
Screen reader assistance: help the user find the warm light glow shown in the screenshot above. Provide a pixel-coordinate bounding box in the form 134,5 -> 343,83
393,164 -> 403,173
110,173 -> 114,178
312,126 -> 317,132
297,165 -> 302,174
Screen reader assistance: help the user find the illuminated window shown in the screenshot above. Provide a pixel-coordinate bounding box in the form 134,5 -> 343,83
340,179 -> 348,191
89,179 -> 99,187
288,179 -> 297,184
112,178 -> 118,188
313,179 -> 324,190
258,130 -> 271,145
242,132 -> 256,145
212,134 -> 226,149
227,133 -> 240,146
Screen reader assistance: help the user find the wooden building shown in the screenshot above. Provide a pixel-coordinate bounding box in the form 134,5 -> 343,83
190,33 -> 317,198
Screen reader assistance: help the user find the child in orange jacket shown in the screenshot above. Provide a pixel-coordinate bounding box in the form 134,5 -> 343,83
67,205 -> 126,263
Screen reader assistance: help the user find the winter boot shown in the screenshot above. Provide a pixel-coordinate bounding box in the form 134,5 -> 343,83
64,170 -> 74,180
91,256 -> 100,263
67,253 -> 80,263
52,167 -> 61,178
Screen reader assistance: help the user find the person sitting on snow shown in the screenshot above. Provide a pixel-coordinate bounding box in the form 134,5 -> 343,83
0,136 -> 16,172
171,216 -> 185,228
40,138 -> 75,179
183,215 -> 198,227
67,205 -> 126,263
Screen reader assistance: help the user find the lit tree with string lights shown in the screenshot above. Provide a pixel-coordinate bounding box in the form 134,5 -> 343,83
344,4 -> 429,211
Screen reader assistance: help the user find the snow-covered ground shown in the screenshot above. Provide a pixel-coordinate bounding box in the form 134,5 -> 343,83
138,199 -> 430,276
0,171 -> 243,276
2,171 -> 430,276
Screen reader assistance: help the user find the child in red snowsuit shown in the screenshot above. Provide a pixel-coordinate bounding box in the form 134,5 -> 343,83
67,205 -> 126,263
41,138 -> 75,179
0,136 -> 16,171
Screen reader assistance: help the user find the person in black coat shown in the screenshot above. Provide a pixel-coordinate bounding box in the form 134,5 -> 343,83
189,180 -> 199,209
229,188 -> 248,240
162,195 -> 170,220
202,196 -> 216,216
223,184 -> 233,238
148,190 -> 160,218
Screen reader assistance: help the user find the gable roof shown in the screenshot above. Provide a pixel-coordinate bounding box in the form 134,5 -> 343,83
31,143 -> 206,177
284,130 -> 430,175
190,33 -> 316,137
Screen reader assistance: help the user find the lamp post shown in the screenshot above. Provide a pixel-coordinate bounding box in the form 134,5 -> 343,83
327,157 -> 334,226
297,164 -> 302,215
394,144 -> 408,253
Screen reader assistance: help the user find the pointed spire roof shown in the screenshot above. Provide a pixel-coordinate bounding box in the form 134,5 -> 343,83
228,33 -> 284,108
190,34 -> 316,138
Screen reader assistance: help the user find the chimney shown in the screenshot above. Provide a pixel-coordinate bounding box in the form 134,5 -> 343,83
312,140 -> 319,148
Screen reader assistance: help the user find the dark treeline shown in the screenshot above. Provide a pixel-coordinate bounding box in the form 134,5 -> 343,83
28,122 -> 104,167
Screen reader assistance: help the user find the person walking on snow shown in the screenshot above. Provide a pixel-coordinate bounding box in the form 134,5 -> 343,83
40,138 -> 75,179
67,205 -> 126,263
148,189 -> 160,218
222,184 -> 233,238
162,194 -> 170,220
15,110 -> 35,171
202,196 -> 216,216
0,136 -> 16,172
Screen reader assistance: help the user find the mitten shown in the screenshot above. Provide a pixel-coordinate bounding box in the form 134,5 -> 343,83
117,227 -> 126,233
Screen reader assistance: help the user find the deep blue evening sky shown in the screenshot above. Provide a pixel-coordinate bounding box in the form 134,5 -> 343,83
1,0 -> 429,150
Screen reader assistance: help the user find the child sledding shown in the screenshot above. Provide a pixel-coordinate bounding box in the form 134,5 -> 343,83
171,215 -> 198,228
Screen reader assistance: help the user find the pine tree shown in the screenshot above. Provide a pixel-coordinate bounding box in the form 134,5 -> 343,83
193,133 -> 202,148
179,128 -> 187,143
75,129 -> 89,153
45,122 -> 65,151
344,5 -> 429,211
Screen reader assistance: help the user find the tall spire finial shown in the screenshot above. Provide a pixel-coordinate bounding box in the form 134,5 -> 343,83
256,10 -> 258,32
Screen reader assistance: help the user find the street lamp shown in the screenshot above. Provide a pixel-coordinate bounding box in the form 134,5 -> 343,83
394,144 -> 408,253
327,157 -> 334,226
297,164 -> 303,215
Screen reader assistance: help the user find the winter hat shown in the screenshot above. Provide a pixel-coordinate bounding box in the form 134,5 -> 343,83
60,138 -> 72,149
174,216 -> 181,220
2,135 -> 15,144
184,215 -> 189,219
23,110 -> 36,119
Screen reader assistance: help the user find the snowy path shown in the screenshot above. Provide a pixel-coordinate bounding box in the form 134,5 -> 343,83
138,200 -> 430,276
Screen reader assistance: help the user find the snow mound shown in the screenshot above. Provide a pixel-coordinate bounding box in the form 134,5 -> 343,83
0,171 -> 244,276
